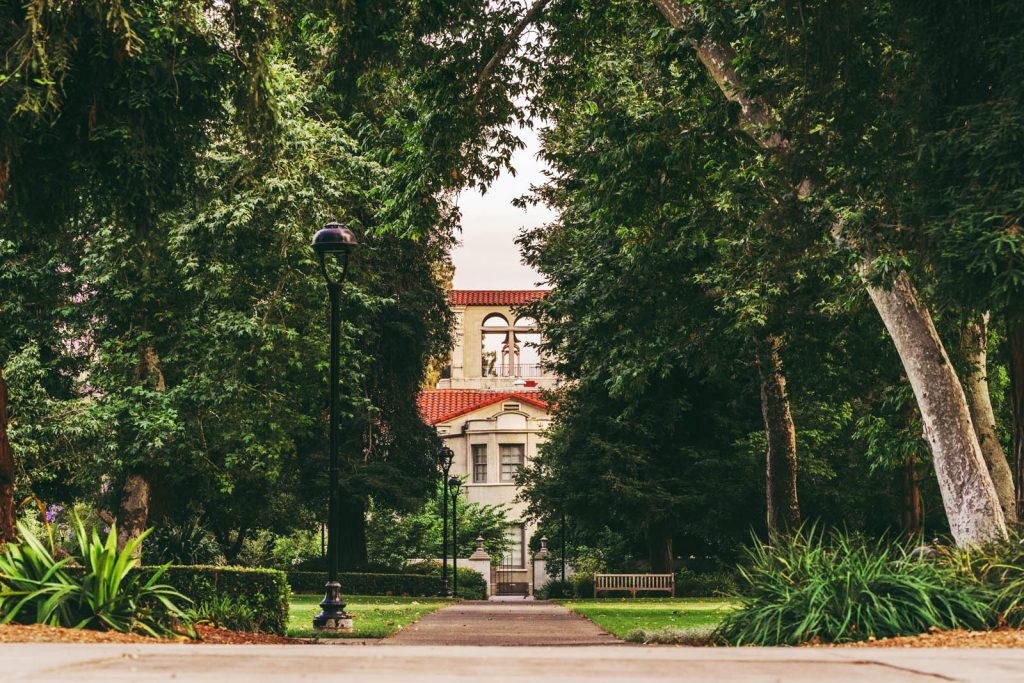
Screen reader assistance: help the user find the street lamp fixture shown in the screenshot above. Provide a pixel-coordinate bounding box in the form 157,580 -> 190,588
437,445 -> 455,596
448,475 -> 463,597
312,221 -> 358,632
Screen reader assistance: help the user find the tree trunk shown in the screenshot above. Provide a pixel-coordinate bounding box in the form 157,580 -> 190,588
116,473 -> 150,555
859,263 -> 1006,545
754,335 -> 801,533
116,343 -> 165,555
337,496 -> 368,571
652,0 -> 1007,546
961,314 -> 1016,524
1009,322 -> 1024,520
902,452 -> 923,537
646,521 -> 674,573
0,369 -> 17,543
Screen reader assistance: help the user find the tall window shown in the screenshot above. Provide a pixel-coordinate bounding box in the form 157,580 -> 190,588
472,444 -> 487,483
500,444 -> 524,482
503,525 -> 525,567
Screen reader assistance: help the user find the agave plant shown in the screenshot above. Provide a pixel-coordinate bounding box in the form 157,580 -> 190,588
70,518 -> 194,637
0,517 -> 194,637
0,521 -> 77,626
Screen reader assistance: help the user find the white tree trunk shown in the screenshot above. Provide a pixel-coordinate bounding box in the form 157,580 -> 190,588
652,0 -> 1008,545
859,264 -> 1006,544
961,313 -> 1016,524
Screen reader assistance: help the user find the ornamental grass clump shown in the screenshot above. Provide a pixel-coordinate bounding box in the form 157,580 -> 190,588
0,519 -> 193,638
717,528 -> 991,646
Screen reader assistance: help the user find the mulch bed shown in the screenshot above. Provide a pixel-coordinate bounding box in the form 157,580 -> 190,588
824,627 -> 1024,648
0,623 -> 301,645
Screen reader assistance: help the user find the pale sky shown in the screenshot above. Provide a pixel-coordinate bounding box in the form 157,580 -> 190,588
452,127 -> 554,289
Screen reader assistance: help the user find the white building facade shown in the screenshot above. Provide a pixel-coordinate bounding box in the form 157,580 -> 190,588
418,290 -> 555,596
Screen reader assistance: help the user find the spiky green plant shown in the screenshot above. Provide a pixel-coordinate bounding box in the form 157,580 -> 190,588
71,518 -> 194,637
717,527 -> 992,645
0,518 -> 193,637
0,522 -> 77,626
937,534 -> 1024,627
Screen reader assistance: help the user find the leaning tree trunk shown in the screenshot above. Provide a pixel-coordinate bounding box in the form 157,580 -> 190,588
646,520 -> 674,573
1008,322 -> 1024,520
0,369 -> 17,543
961,314 -> 1016,524
859,263 -> 1006,544
651,0 -> 1007,547
755,335 -> 801,534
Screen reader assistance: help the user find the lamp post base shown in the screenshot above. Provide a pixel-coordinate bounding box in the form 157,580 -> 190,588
313,581 -> 353,632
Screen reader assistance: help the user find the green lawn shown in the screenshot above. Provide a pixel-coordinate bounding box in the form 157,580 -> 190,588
557,598 -> 736,639
288,595 -> 453,639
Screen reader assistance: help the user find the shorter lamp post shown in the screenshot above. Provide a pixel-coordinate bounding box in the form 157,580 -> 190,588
448,475 -> 462,596
437,445 -> 455,596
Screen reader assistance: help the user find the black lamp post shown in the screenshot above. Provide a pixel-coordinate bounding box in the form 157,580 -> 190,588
311,221 -> 358,631
448,475 -> 462,596
436,445 -> 455,596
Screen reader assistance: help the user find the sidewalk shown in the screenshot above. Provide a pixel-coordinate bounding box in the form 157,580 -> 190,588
385,600 -> 621,646
5,642 -> 1024,682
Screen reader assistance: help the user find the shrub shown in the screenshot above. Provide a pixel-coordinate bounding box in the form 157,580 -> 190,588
535,579 -> 573,599
938,534 -> 1024,627
569,572 -> 594,598
717,529 -> 991,645
191,595 -> 260,632
676,567 -> 742,598
286,568 -> 487,600
0,521 -> 192,638
154,566 -> 290,635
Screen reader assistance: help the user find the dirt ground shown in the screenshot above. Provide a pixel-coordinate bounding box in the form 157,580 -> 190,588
0,623 -> 298,645
839,627 -> 1024,648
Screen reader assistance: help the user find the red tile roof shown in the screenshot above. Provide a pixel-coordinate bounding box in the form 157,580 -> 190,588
418,389 -> 549,425
449,290 -> 550,306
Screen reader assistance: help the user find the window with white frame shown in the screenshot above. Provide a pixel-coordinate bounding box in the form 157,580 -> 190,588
503,524 -> 525,567
500,444 -> 525,482
472,444 -> 487,483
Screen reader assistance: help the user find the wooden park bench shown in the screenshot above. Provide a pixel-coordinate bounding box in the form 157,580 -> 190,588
593,573 -> 675,598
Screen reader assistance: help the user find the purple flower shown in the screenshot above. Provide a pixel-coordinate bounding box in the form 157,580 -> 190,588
45,504 -> 63,523
102,525 -> 111,534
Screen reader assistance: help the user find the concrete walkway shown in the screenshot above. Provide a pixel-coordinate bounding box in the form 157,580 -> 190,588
386,599 -> 621,646
5,643 -> 1024,682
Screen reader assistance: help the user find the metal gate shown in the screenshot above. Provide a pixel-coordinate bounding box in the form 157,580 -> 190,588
495,553 -> 528,596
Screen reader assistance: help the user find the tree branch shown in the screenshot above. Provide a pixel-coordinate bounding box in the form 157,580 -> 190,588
472,0 -> 551,112
651,0 -> 788,152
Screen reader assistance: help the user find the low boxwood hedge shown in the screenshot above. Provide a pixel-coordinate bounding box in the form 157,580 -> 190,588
143,566 -> 290,635
287,568 -> 487,600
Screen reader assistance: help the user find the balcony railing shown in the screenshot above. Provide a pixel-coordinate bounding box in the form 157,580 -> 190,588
482,362 -> 546,378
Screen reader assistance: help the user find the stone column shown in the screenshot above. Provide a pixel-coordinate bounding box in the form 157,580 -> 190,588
531,536 -> 550,595
467,535 -> 492,598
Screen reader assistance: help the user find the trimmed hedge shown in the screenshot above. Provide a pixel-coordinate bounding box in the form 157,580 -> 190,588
287,568 -> 487,600
145,566 -> 290,635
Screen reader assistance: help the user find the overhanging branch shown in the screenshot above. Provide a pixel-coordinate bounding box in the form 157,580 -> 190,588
472,0 -> 551,112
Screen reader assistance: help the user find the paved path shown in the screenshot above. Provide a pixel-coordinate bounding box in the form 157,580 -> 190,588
4,643 -> 1024,682
386,599 -> 621,646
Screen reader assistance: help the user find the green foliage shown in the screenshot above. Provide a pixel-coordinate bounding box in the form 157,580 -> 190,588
718,529 -> 992,645
937,534 -> 1024,628
154,566 -> 290,635
191,595 -> 260,633
0,521 -> 192,638
675,567 -> 742,599
286,568 -> 486,601
534,579 -> 572,600
365,483 -> 511,569
624,626 -> 717,645
147,518 -> 225,566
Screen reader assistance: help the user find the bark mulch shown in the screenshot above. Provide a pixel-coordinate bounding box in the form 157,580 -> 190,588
836,627 -> 1024,648
0,623 -> 300,645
